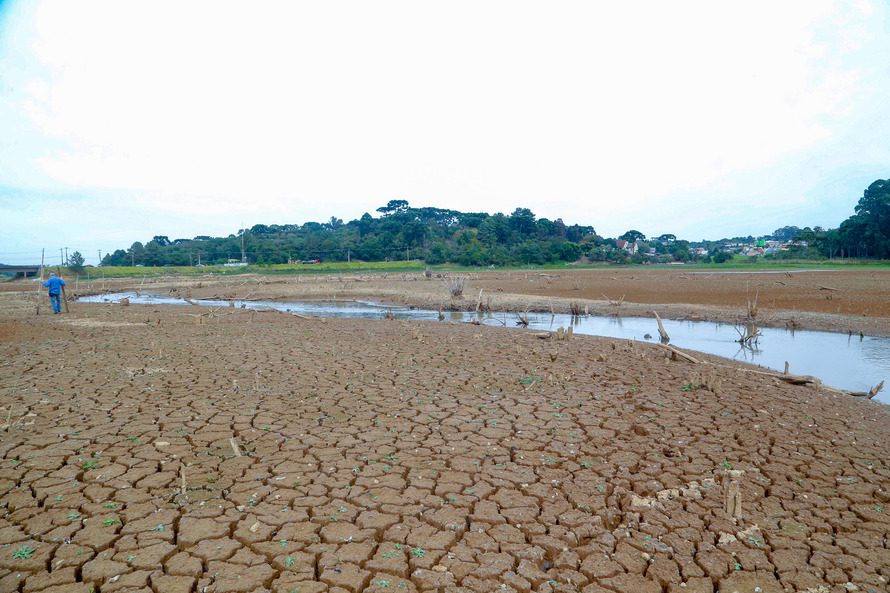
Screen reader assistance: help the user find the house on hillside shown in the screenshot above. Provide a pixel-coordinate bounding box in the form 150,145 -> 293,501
615,239 -> 638,255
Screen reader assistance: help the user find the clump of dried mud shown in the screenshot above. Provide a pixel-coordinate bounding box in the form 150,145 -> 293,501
0,283 -> 888,593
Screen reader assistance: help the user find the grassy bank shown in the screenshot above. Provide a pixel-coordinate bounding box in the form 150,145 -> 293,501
54,256 -> 890,280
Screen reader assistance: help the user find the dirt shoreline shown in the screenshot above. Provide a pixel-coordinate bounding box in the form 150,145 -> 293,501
1,272 -> 889,593
26,267 -> 890,337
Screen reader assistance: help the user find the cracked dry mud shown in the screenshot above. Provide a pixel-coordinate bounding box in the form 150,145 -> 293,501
1,301 -> 889,593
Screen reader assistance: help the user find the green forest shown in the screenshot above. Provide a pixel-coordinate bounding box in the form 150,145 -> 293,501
99,178 -> 890,268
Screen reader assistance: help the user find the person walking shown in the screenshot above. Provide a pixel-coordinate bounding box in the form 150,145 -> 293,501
43,272 -> 66,314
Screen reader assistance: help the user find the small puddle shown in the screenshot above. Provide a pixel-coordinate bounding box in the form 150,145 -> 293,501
79,292 -> 890,403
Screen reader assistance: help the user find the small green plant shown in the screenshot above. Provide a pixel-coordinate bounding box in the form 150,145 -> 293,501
279,539 -> 289,547
519,376 -> 542,385
12,546 -> 35,559
284,556 -> 295,568
102,502 -> 118,509
127,555 -> 136,563
125,436 -> 140,443
382,454 -> 398,462
81,461 -> 98,470
410,547 -> 425,558
719,459 -> 734,470
67,513 -> 80,520
875,504 -> 885,513
149,524 -> 165,532
680,382 -> 697,392
580,460 -> 591,469
103,518 -> 121,527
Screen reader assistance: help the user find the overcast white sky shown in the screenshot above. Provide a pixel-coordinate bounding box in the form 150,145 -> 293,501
1,0 -> 888,265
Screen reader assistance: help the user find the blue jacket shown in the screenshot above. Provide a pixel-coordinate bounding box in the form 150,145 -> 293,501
43,277 -> 66,295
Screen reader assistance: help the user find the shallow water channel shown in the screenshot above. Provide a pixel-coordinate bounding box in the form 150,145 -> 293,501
79,292 -> 890,404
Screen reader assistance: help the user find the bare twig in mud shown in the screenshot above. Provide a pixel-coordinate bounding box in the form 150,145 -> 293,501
775,374 -> 821,386
735,323 -> 761,348
746,288 -> 759,319
569,301 -> 583,316
849,380 -> 885,399
384,309 -> 395,320
515,307 -> 530,327
229,438 -> 242,457
445,276 -> 465,298
818,285 -> 838,291
724,479 -> 742,519
180,465 -> 187,495
659,344 -> 700,364
602,294 -> 625,306
474,288 -> 486,313
695,369 -> 721,394
652,311 -> 670,343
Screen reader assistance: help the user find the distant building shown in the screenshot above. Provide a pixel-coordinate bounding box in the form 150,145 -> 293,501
615,239 -> 638,254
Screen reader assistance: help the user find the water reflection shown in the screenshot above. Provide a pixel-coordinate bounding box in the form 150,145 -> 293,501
78,292 -> 889,402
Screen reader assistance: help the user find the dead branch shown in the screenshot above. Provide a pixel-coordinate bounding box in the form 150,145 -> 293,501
849,380 -> 885,399
602,293 -> 625,306
515,308 -> 530,327
652,311 -> 670,343
659,343 -> 700,364
229,438 -> 242,457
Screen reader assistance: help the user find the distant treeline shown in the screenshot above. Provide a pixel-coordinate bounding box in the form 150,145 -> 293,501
762,179 -> 890,260
100,201 -> 691,267
100,178 -> 889,267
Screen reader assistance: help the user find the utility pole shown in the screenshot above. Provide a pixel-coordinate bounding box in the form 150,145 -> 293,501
131,251 -> 135,266
240,224 -> 247,264
65,247 -> 68,266
347,248 -> 350,263
60,248 -> 64,267
98,249 -> 102,265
